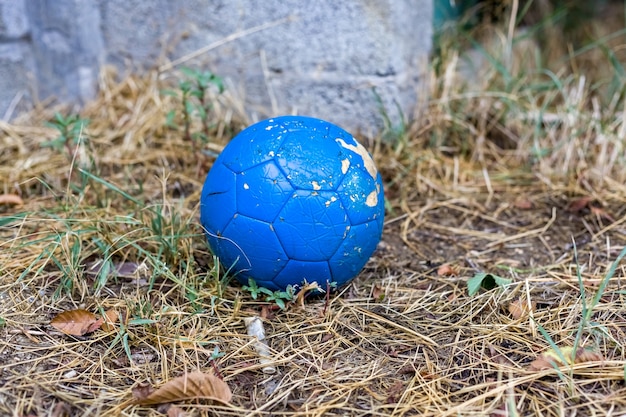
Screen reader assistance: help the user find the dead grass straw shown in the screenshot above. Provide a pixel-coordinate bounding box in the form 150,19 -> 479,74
2,8 -> 626,416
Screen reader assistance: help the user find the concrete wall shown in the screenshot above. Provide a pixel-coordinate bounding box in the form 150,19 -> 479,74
0,0 -> 433,135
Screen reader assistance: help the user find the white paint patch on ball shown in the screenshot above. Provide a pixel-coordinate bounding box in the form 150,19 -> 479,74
335,138 -> 378,179
365,190 -> 378,207
341,159 -> 350,174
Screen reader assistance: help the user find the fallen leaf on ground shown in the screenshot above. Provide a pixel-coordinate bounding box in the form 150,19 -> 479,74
372,283 -> 385,301
86,316 -> 105,334
100,309 -> 119,332
0,194 -> 24,206
590,205 -> 615,222
529,346 -> 604,371
51,309 -> 99,336
132,383 -> 155,400
513,197 -> 533,210
89,308 -> 120,333
567,196 -> 593,213
133,371 -> 232,405
386,380 -> 404,404
259,305 -> 274,321
437,264 -> 458,277
166,405 -> 187,417
508,298 -> 536,319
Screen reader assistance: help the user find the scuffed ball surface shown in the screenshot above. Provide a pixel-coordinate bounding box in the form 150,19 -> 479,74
200,116 -> 384,291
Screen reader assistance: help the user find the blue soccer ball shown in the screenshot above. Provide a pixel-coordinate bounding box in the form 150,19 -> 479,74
200,116 -> 384,292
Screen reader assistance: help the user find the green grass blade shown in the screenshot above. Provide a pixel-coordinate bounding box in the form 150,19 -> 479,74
78,168 -> 144,207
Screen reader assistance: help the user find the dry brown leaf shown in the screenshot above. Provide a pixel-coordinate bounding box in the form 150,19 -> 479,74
0,193 -> 24,206
372,283 -> 385,301
590,205 -> 615,222
132,383 -> 155,400
567,196 -> 592,213
447,291 -> 459,303
87,317 -> 105,334
437,264 -> 457,277
167,405 -> 187,417
575,348 -> 605,363
385,380 -> 404,404
82,308 -> 119,333
101,309 -> 119,332
529,355 -> 556,371
529,346 -> 604,371
259,305 -> 274,321
50,309 -> 99,336
513,197 -> 533,210
133,371 -> 232,405
508,298 -> 536,320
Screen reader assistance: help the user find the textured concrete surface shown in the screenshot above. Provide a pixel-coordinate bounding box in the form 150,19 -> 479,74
0,0 -> 432,135
0,0 -> 32,119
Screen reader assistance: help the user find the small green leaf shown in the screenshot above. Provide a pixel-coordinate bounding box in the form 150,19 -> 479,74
180,67 -> 199,79
242,278 -> 261,299
165,110 -> 177,128
467,272 -> 511,296
195,105 -> 207,119
191,132 -> 208,144
184,100 -> 196,115
190,89 -> 204,99
40,137 -> 67,152
210,346 -> 225,360
179,80 -> 193,92
259,287 -> 274,296
213,77 -> 224,93
186,289 -> 198,303
467,273 -> 486,296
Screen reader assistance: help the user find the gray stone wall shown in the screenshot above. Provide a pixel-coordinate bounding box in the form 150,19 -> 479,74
0,0 -> 33,119
0,0 -> 432,135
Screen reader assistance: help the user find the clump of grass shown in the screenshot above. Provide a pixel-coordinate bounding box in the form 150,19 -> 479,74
415,0 -> 626,195
241,278 -> 295,310
41,113 -> 90,161
163,67 -> 225,160
41,112 -> 95,195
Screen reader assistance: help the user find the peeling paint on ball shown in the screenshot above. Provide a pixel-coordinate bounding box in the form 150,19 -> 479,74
335,138 -> 378,180
200,116 -> 385,292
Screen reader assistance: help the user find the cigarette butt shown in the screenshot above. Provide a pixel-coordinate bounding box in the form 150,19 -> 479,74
244,316 -> 276,374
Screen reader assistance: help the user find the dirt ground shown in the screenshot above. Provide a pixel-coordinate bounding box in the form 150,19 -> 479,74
2,16 -> 626,414
2,128 -> 626,416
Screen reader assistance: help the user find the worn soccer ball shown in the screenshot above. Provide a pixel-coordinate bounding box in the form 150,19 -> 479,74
200,116 -> 384,292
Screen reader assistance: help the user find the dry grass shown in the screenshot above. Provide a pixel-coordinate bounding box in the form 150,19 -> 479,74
2,7 -> 626,416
